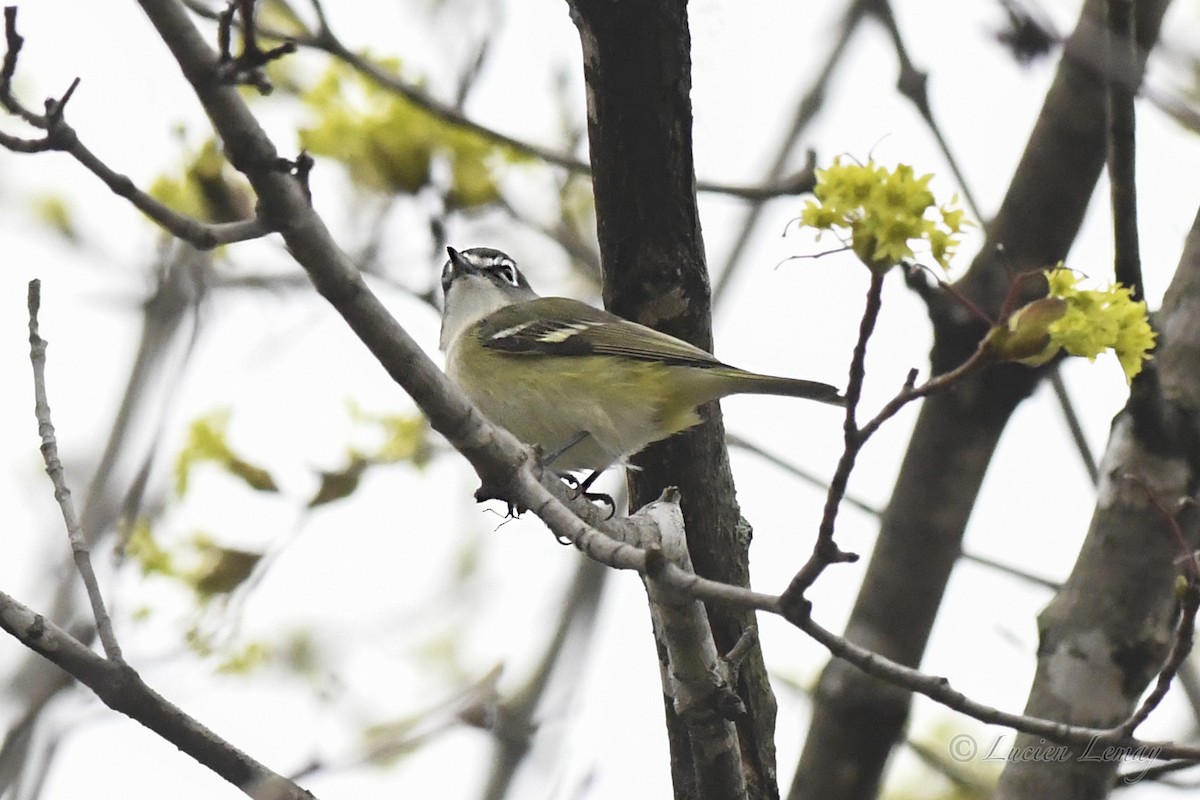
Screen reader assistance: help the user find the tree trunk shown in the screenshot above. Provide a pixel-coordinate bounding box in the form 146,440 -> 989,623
566,1 -> 776,797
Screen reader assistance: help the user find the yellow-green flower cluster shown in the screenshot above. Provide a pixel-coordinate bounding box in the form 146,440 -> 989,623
799,157 -> 966,271
989,267 -> 1156,383
1045,268 -> 1156,381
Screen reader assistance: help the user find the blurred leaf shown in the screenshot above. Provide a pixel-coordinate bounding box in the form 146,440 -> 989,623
226,456 -> 280,493
362,715 -> 429,766
149,139 -> 254,224
308,410 -> 430,506
125,517 -> 177,578
258,0 -> 310,37
189,535 -> 264,600
218,641 -> 273,674
126,521 -> 262,604
282,629 -> 320,677
374,414 -> 432,466
186,626 -> 215,658
175,411 -> 278,496
298,58 -> 527,207
309,456 -> 370,507
33,193 -> 77,241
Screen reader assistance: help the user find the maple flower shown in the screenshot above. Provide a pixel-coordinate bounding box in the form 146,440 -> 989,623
988,267 -> 1156,382
799,157 -> 966,271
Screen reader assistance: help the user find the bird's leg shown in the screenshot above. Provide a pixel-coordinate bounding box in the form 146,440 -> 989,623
539,432 -> 616,518
542,430 -> 591,467
560,469 -> 615,519
576,469 -> 603,494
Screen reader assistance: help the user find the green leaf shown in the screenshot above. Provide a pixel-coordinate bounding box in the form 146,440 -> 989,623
189,537 -> 264,600
33,193 -> 77,241
148,139 -> 253,224
309,456 -> 370,507
175,411 -> 278,496
124,517 -> 177,578
218,641 -> 273,674
308,412 -> 430,506
298,59 -> 526,206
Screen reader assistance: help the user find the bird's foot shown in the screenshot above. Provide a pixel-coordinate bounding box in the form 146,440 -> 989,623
560,471 -> 615,520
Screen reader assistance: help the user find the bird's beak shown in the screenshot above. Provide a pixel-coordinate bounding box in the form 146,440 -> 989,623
446,246 -> 473,279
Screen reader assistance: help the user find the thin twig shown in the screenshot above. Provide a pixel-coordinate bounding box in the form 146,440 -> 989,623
711,0 -> 872,305
790,606 -> 1200,761
27,280 -> 123,664
1123,475 -> 1200,581
1111,755 -> 1200,788
782,270 -> 887,597
782,323 -> 994,602
0,5 -> 44,126
68,133 -> 272,246
0,9 -> 274,249
959,550 -> 1060,591
1118,582 -> 1199,736
213,0 -> 297,93
726,432 -> 879,516
1050,368 -> 1099,485
869,0 -> 984,219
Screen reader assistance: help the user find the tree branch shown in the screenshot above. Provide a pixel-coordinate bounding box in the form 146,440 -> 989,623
0,589 -> 314,800
26,280 -> 123,664
789,603 -> 1200,762
633,491 -> 746,800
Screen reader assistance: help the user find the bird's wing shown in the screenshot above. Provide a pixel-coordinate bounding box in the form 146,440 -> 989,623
477,297 -> 726,368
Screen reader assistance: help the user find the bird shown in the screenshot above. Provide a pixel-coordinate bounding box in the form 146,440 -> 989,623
438,246 -> 843,485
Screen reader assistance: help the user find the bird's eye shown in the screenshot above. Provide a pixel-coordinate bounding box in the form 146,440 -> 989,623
494,260 -> 520,287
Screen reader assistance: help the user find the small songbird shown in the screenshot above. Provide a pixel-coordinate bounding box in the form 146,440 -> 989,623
439,246 -> 843,479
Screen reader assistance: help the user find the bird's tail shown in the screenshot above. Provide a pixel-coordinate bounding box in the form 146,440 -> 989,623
669,365 -> 845,407
724,370 -> 845,406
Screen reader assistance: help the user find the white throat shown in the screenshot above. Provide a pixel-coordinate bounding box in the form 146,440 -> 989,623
439,273 -> 523,351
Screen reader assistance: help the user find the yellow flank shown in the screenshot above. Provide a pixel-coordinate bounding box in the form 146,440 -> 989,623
448,342 -> 732,470
445,315 -> 838,470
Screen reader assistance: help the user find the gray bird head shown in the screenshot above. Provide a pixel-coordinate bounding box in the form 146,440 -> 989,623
440,247 -> 539,351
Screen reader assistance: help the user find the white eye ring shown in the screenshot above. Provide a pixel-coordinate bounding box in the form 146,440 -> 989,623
495,260 -> 520,287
